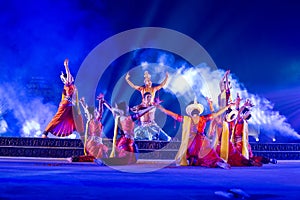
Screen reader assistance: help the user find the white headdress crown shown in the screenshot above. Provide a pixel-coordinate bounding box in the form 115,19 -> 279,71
185,97 -> 204,116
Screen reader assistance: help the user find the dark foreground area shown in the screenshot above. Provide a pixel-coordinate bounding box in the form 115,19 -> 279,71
0,158 -> 299,200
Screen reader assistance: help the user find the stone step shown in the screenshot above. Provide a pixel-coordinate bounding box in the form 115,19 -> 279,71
0,137 -> 299,160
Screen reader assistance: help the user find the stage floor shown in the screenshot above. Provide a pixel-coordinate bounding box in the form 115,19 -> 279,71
0,157 -> 299,200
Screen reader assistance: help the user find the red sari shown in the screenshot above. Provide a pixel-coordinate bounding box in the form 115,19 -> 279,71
102,116 -> 137,165
216,120 -> 261,166
233,119 -> 270,165
191,115 -> 224,167
176,115 -> 223,167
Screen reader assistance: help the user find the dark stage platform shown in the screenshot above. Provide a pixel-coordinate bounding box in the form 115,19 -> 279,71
0,137 -> 299,160
0,157 -> 299,200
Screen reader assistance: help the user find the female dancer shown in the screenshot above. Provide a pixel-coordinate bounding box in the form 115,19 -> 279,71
99,98 -> 157,165
69,95 -> 108,162
157,98 -> 233,169
42,58 -> 83,138
233,98 -> 277,164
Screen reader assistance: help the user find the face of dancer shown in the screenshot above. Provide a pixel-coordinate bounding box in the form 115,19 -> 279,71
144,94 -> 152,105
191,109 -> 200,118
144,79 -> 152,87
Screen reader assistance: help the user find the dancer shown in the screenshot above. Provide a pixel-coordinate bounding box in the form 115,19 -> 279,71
98,96 -> 157,165
213,94 -> 262,167
207,95 -> 239,150
233,98 -> 253,159
125,71 -> 168,103
208,70 -> 233,146
133,92 -> 171,141
206,97 -> 223,148
157,97 -> 233,168
42,58 -> 83,138
210,71 -> 257,167
68,95 -> 108,162
233,98 -> 277,164
81,95 -> 108,158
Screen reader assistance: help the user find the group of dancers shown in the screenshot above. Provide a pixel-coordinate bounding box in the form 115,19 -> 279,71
41,59 -> 277,168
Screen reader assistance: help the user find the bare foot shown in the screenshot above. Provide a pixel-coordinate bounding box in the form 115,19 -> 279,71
216,161 -> 231,169
66,157 -> 73,163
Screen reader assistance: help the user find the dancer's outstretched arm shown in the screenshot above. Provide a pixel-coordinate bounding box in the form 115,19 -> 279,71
154,72 -> 169,90
206,97 -> 215,112
125,73 -> 140,90
212,102 -> 235,118
60,58 -> 74,85
157,104 -> 182,122
219,70 -> 230,92
64,58 -> 74,84
131,105 -> 155,121
237,99 -> 253,120
79,97 -> 91,121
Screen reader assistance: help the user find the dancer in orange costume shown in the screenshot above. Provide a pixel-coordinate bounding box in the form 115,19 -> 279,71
69,95 -> 109,162
125,71 -> 168,103
42,58 -> 83,138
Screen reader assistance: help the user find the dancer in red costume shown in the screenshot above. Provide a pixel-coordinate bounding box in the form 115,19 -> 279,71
213,94 -> 262,167
125,71 -> 168,103
208,70 -> 260,167
97,97 -> 157,165
42,58 -> 83,138
233,97 -> 253,159
233,98 -> 277,164
157,98 -> 233,169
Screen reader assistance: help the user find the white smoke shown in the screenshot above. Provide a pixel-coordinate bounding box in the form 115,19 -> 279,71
0,83 -> 57,137
0,119 -> 8,134
166,64 -> 300,140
